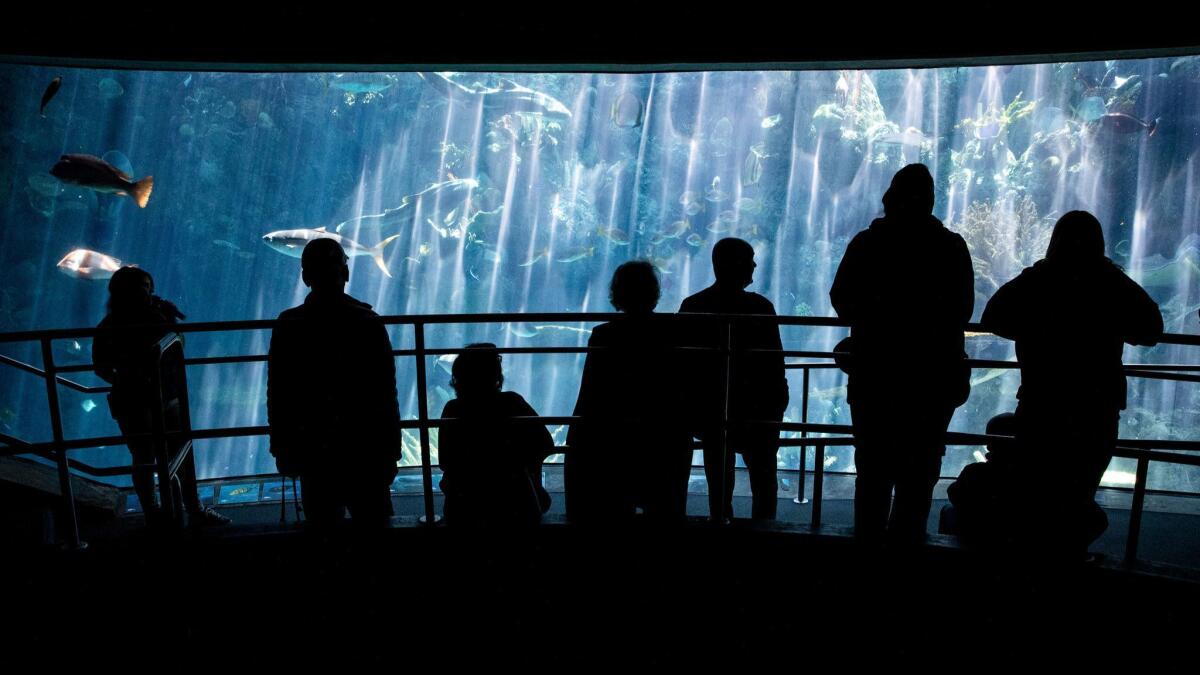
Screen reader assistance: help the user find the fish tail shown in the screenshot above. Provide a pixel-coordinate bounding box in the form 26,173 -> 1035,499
372,234 -> 402,277
130,176 -> 154,208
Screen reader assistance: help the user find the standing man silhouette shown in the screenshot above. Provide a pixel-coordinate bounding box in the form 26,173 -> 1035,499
268,238 -> 401,528
830,164 -> 974,542
680,238 -> 789,521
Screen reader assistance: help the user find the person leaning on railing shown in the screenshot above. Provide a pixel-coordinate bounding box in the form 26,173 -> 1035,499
981,210 -> 1162,557
93,266 -> 230,529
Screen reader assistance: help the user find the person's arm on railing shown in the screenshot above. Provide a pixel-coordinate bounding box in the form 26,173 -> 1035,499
1114,266 -> 1164,347
980,272 -> 1026,341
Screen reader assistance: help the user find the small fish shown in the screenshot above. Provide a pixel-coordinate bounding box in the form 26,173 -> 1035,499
761,114 -> 782,129
706,221 -> 730,234
98,77 -> 123,99
40,77 -> 62,116
876,126 -> 930,148
213,239 -> 240,251
734,197 -> 762,214
717,210 -> 738,225
57,248 -> 124,280
704,176 -> 727,202
648,256 -> 673,275
649,232 -> 670,246
664,220 -> 690,238
81,399 -> 97,413
519,247 -> 550,267
684,201 -> 704,216
686,233 -> 705,247
557,246 -> 596,263
597,227 -> 631,245
183,73 -> 193,88
1098,112 -> 1158,136
50,154 -> 154,208
679,191 -> 700,206
228,486 -> 253,497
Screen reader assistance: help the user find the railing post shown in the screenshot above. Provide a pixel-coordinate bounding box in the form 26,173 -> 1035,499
40,339 -> 83,550
414,322 -> 437,525
1124,455 -> 1150,566
794,366 -> 810,505
718,318 -> 732,524
811,439 -> 824,529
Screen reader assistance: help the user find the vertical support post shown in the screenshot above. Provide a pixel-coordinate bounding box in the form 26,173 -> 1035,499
1124,455 -> 1150,566
41,339 -> 82,549
794,367 -> 810,505
150,342 -> 177,527
414,322 -> 437,525
811,439 -> 824,529
718,318 -> 732,524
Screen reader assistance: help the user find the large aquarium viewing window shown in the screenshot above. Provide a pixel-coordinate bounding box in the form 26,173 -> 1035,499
2,56 -> 1199,492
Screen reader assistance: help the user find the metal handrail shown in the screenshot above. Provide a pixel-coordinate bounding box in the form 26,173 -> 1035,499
2,312 -> 1198,568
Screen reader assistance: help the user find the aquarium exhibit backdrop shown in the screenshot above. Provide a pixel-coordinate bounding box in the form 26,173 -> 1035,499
2,57 -> 1200,491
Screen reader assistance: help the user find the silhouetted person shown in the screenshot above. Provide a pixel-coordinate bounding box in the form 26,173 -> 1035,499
830,164 -> 974,542
438,343 -> 554,527
93,266 -> 230,529
568,261 -> 691,523
680,238 -> 788,521
982,210 -> 1161,556
942,412 -> 1020,543
268,238 -> 401,529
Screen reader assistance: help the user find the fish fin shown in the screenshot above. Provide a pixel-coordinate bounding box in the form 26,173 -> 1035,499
315,226 -> 327,232
371,234 -> 402,278
130,176 -> 153,208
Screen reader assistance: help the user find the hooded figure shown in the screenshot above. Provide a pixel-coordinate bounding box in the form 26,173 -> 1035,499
830,164 -> 975,542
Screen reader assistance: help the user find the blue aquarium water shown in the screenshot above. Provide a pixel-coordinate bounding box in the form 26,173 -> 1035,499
2,58 -> 1199,491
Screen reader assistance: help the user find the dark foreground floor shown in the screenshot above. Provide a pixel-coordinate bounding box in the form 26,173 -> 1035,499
5,514 -> 1200,669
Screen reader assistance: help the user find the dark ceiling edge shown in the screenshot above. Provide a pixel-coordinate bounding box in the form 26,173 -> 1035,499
3,45 -> 1200,73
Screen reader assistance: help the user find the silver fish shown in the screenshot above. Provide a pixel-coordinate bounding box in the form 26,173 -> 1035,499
261,227 -> 401,277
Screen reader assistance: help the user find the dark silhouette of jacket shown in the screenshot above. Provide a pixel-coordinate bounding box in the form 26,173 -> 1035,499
679,285 -> 789,520
93,298 -> 182,414
268,289 -> 401,479
830,213 -> 974,405
981,257 -> 1160,554
567,316 -> 691,522
678,286 -> 789,439
981,258 -> 1162,413
439,391 -> 553,526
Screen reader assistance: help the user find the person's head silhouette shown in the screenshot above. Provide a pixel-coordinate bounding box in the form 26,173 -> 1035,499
1045,210 -> 1106,268
882,163 -> 935,219
609,260 -> 660,315
108,266 -> 153,307
301,238 -> 349,291
450,343 -> 504,398
712,237 -> 756,290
